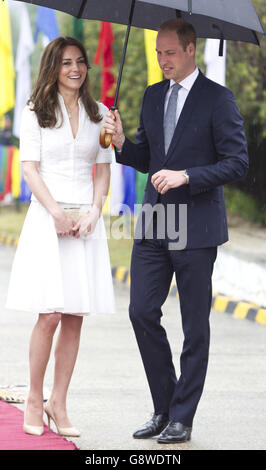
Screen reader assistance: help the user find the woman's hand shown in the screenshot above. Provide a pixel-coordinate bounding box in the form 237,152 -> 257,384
53,208 -> 76,237
72,206 -> 100,239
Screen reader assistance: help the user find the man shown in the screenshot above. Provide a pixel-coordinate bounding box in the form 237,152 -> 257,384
104,19 -> 248,443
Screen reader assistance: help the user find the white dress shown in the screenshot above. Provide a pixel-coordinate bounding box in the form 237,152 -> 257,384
5,95 -> 116,316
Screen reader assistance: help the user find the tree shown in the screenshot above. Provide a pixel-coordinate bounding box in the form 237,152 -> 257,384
224,0 -> 266,214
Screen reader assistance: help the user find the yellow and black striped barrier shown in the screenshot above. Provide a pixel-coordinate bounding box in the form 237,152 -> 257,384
1,235 -> 265,327
211,294 -> 266,326
111,266 -> 266,327
0,233 -> 19,247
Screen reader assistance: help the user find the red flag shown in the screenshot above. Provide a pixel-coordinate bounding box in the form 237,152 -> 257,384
94,22 -> 116,109
4,146 -> 13,196
93,22 -> 116,180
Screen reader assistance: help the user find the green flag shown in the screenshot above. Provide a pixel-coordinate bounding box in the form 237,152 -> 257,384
73,18 -> 84,42
136,172 -> 148,205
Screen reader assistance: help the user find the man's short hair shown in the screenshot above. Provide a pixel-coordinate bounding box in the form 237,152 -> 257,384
158,18 -> 197,51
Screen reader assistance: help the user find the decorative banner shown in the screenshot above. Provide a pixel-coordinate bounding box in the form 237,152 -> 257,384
144,29 -> 163,86
94,22 -> 116,109
204,38 -> 227,86
94,22 -> 122,215
0,145 -> 30,203
0,0 -> 15,127
135,29 -> 163,206
13,4 -> 34,138
0,145 -> 14,202
34,6 -> 59,47
11,148 -> 21,199
0,146 -> 5,196
0,146 -> 8,200
73,18 -> 84,43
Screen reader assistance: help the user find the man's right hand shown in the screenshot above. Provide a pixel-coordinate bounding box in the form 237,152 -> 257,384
103,110 -> 125,151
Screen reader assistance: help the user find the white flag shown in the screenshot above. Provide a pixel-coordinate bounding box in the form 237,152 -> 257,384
110,159 -> 124,216
204,39 -> 226,87
13,4 -> 34,138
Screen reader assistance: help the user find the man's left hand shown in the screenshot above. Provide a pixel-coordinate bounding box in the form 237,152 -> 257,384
151,170 -> 187,194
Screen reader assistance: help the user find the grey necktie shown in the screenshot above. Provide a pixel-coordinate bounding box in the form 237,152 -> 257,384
164,83 -> 182,154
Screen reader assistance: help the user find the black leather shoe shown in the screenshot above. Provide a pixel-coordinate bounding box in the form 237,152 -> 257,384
157,421 -> 192,443
133,413 -> 169,439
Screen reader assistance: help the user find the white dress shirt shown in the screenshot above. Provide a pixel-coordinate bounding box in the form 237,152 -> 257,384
164,67 -> 199,125
20,93 -> 114,204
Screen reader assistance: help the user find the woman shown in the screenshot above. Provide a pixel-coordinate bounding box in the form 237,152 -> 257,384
6,37 -> 115,437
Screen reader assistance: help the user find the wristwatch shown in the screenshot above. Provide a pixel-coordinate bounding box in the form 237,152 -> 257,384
184,169 -> 190,184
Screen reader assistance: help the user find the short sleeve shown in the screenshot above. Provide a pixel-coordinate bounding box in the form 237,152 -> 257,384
19,105 -> 41,162
95,102 -> 115,164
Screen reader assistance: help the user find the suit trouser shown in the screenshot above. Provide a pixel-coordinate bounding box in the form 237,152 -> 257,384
129,231 -> 217,427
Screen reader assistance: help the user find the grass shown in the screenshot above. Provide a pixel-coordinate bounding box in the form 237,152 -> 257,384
0,204 -> 29,236
0,204 -> 134,268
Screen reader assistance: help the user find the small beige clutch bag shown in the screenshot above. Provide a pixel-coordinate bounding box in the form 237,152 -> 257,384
63,208 -> 88,224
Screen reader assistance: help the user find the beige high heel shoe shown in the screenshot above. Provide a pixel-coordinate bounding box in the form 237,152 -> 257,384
44,401 -> 80,437
23,398 -> 44,436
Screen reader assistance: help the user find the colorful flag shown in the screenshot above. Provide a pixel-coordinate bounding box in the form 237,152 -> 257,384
204,39 -> 227,86
0,1 -> 15,126
34,6 -> 59,47
4,146 -> 13,197
19,166 -> 31,203
110,159 -> 124,216
94,23 -> 119,214
11,147 -> 21,199
13,4 -> 34,138
73,18 -> 84,43
135,30 -> 163,206
0,145 -> 8,200
94,22 -> 116,109
144,30 -> 163,86
0,145 -> 4,196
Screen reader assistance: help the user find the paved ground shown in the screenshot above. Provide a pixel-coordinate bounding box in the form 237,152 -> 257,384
1,244 -> 266,451
212,222 -> 266,309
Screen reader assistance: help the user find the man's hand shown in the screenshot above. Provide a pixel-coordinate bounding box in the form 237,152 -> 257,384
151,169 -> 188,194
103,110 -> 125,150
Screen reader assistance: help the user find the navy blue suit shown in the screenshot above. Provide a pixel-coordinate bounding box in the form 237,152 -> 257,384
116,70 -> 248,426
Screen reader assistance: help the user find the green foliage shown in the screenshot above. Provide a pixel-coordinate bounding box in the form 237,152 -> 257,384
224,186 -> 266,226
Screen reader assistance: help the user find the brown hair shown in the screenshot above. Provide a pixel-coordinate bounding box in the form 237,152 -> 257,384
28,36 -> 102,128
158,18 -> 197,51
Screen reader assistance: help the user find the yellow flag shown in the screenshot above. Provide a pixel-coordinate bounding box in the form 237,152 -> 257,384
11,147 -> 21,199
102,188 -> 110,214
136,30 -> 162,205
0,1 -> 15,125
144,29 -> 162,86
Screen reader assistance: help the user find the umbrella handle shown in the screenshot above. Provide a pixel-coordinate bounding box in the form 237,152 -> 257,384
99,106 -> 118,148
99,128 -> 112,149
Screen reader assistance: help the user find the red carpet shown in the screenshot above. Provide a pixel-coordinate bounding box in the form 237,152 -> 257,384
0,401 -> 78,450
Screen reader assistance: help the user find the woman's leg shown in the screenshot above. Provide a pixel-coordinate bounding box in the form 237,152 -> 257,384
25,313 -> 61,426
48,314 -> 83,427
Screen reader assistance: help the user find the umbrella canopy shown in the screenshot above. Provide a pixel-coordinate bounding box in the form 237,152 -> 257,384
15,0 -> 265,44
14,0 -> 265,146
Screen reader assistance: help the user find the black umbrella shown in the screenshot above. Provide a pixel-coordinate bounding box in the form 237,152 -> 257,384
15,0 -> 265,146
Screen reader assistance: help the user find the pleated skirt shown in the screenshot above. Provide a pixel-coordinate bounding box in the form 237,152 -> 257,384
5,201 -> 116,316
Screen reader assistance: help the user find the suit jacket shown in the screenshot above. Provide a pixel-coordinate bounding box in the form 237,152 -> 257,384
116,70 -> 249,248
